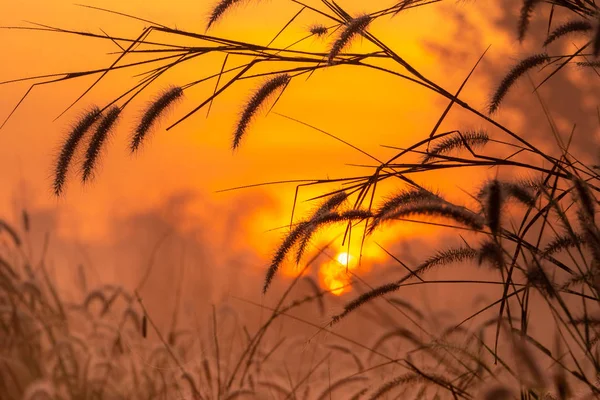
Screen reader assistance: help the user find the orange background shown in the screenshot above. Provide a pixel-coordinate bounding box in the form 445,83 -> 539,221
1,0 -> 586,302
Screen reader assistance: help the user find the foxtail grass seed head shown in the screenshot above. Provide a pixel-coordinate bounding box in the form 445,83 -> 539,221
577,61 -> 600,68
131,86 -> 183,153
332,282 -> 400,324
82,106 -> 121,183
207,0 -> 245,30
502,181 -> 536,207
311,191 -> 348,219
488,53 -> 550,115
418,247 -> 479,274
381,201 -> 485,231
369,188 -> 442,233
54,106 -> 101,196
328,14 -> 371,65
309,24 -> 328,37
423,130 -> 489,163
517,0 -> 540,42
526,265 -> 556,298
264,221 -> 308,294
479,179 -> 503,236
542,233 -> 585,256
478,240 -> 505,269
573,178 -> 596,222
233,74 -> 290,150
544,20 -> 592,46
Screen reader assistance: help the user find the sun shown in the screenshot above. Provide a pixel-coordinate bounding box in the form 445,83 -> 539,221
318,252 -> 358,296
336,252 -> 352,267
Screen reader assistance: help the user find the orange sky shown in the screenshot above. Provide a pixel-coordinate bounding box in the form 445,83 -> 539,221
2,0 -> 583,296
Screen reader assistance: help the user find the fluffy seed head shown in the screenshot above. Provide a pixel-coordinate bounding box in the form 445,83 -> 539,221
369,188 -> 442,233
517,0 -> 540,42
206,0 -> 245,30
380,201 -> 485,231
479,179 -> 503,236
328,14 -> 371,65
54,106 -> 101,196
488,53 -> 550,115
309,24 -> 328,37
264,221 -> 308,294
82,106 -> 121,183
573,178 -> 596,222
332,282 -> 400,324
544,20 -> 592,46
478,240 -> 505,269
423,130 -> 489,163
131,86 -> 183,153
233,74 -> 290,150
414,247 -> 479,277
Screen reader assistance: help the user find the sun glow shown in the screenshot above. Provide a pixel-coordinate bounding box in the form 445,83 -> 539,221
320,252 -> 357,296
336,252 -> 351,266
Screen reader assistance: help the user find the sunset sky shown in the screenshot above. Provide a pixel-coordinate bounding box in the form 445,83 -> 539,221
1,0 -> 596,301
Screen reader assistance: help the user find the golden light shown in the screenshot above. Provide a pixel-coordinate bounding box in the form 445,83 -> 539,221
319,251 -> 359,296
336,252 -> 352,267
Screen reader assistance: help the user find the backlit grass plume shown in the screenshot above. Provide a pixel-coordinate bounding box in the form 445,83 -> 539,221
478,240 -> 505,269
296,209 -> 372,264
517,0 -> 540,42
543,20 -> 592,46
54,106 -> 101,196
422,130 -> 489,163
295,192 -> 349,263
331,282 -> 400,324
376,201 -> 485,231
478,179 -> 503,236
488,53 -> 550,114
233,74 -> 290,150
328,14 -> 371,65
82,106 -> 121,182
309,24 -> 328,37
131,86 -> 183,153
542,233 -> 586,256
333,246 -> 479,323
206,0 -> 246,30
369,187 -> 442,233
264,221 -> 308,294
264,209 -> 371,293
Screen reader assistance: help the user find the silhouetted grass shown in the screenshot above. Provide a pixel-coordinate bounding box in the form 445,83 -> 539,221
2,0 -> 600,398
